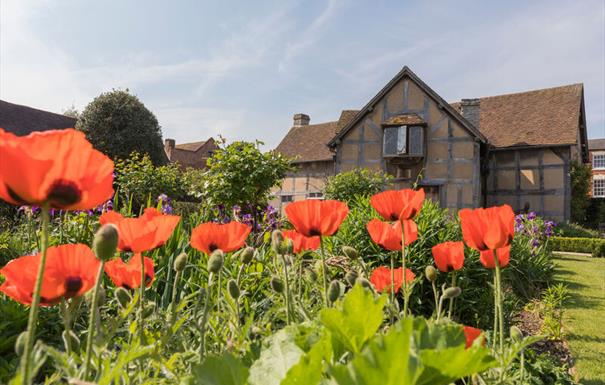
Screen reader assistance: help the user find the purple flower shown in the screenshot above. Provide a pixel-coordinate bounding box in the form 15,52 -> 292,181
532,238 -> 540,248
528,212 -> 537,220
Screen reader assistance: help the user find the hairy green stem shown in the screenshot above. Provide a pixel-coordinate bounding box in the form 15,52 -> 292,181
138,253 -> 146,345
60,301 -> 72,356
83,261 -> 105,379
319,237 -> 329,307
20,205 -> 50,383
199,273 -> 214,360
448,272 -> 457,319
494,256 -> 504,353
401,225 -> 409,317
169,270 -> 182,326
280,254 -> 292,324
431,281 -> 439,318
493,273 -> 499,348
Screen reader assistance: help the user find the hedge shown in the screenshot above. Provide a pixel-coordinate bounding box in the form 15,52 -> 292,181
549,236 -> 605,257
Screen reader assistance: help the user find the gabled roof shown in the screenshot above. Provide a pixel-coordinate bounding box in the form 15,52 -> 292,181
175,138 -> 213,152
589,139 -> 605,151
275,121 -> 338,163
451,84 -> 585,148
328,66 -> 487,147
0,99 -> 76,135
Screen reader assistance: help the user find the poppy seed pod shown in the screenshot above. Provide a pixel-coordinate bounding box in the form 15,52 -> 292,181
142,302 -> 156,318
442,287 -> 462,299
270,276 -> 284,293
342,246 -> 359,260
240,247 -> 255,264
115,287 -> 132,309
328,280 -> 341,303
62,330 -> 81,352
227,279 -> 240,299
283,239 -> 294,255
345,270 -> 359,286
271,230 -> 284,254
306,269 -> 318,282
15,331 -> 27,356
510,326 -> 524,342
356,277 -> 373,290
425,265 -> 437,282
92,224 -> 119,261
208,250 -> 224,274
174,252 -> 188,272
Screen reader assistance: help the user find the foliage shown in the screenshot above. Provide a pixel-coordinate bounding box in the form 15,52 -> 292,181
114,152 -> 206,210
549,236 -> 605,256
540,283 -> 569,340
585,198 -> 605,230
77,89 -> 167,165
554,222 -> 601,238
203,140 -> 292,212
324,169 -> 393,203
570,160 -> 591,224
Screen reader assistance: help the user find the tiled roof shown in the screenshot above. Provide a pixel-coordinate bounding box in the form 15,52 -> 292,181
175,140 -> 208,152
337,110 -> 360,132
275,121 -> 338,163
0,99 -> 77,135
589,139 -> 605,151
452,84 -> 583,148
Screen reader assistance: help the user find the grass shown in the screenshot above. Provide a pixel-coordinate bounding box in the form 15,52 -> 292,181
554,253 -> 605,385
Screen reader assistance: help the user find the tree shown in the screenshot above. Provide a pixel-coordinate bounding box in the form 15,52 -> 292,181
570,160 -> 591,224
76,89 -> 166,165
324,168 -> 393,203
203,140 -> 292,212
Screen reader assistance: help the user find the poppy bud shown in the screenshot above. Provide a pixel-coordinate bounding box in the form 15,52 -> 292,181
240,247 -> 255,264
227,279 -> 240,299
271,230 -> 284,254
342,246 -> 359,260
174,252 -> 188,272
62,330 -> 80,352
345,270 -> 359,286
510,326 -> 523,342
328,280 -> 341,303
143,302 -> 156,318
270,276 -> 284,293
356,277 -> 373,290
306,269 -> 318,282
92,224 -> 119,261
425,266 -> 437,282
115,287 -> 132,309
442,287 -> 461,299
15,331 -> 27,356
283,239 -> 294,255
208,250 -> 224,273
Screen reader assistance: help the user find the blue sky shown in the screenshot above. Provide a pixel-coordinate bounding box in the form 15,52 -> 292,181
1,0 -> 604,148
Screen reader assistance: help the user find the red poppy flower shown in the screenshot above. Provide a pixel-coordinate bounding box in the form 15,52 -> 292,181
0,128 -> 114,210
370,188 -> 425,222
369,266 -> 415,294
104,255 -> 155,289
284,200 -> 349,237
282,230 -> 320,253
366,219 -> 418,251
463,326 -> 484,348
459,205 -> 515,252
479,246 -> 511,269
0,244 -> 100,306
190,221 -> 251,254
431,241 -> 465,272
99,208 -> 180,253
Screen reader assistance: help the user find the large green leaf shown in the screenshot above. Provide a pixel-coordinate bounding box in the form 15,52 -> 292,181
329,318 -> 423,385
186,353 -> 249,385
416,346 -> 496,385
320,285 -> 387,354
281,332 -> 332,385
248,327 -> 305,385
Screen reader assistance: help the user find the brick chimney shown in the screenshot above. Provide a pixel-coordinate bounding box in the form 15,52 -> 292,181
460,99 -> 481,129
293,113 -> 310,127
164,138 -> 176,160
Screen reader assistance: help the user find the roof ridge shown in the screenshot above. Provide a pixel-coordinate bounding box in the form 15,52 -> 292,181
465,83 -> 583,101
0,99 -> 71,120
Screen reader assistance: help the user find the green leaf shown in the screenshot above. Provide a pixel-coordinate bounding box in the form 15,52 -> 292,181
248,326 -> 305,385
281,332 -> 332,385
416,346 -> 495,385
187,353 -> 249,385
320,285 -> 386,354
329,317 -> 423,385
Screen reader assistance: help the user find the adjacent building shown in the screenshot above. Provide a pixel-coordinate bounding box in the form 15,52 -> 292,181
274,66 -> 589,221
588,139 -> 605,198
0,99 -> 77,135
164,138 -> 217,169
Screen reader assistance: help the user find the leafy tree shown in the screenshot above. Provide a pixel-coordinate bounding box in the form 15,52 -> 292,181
77,89 -> 166,165
203,140 -> 292,212
570,160 -> 591,224
324,169 -> 393,203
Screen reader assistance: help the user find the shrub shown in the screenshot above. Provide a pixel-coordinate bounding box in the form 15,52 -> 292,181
585,198 -> 605,230
549,236 -> 605,256
555,222 -> 601,238
324,169 -> 393,203
77,89 -> 167,165
570,160 -> 591,223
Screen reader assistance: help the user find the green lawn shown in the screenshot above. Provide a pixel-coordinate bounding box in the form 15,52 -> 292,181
554,253 -> 605,385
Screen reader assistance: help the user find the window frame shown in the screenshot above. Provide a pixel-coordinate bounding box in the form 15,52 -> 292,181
593,177 -> 605,198
593,152 -> 605,170
280,195 -> 294,203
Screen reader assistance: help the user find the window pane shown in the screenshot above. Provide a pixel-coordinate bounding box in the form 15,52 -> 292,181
594,179 -> 605,197
397,126 -> 407,154
593,154 -> 605,169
